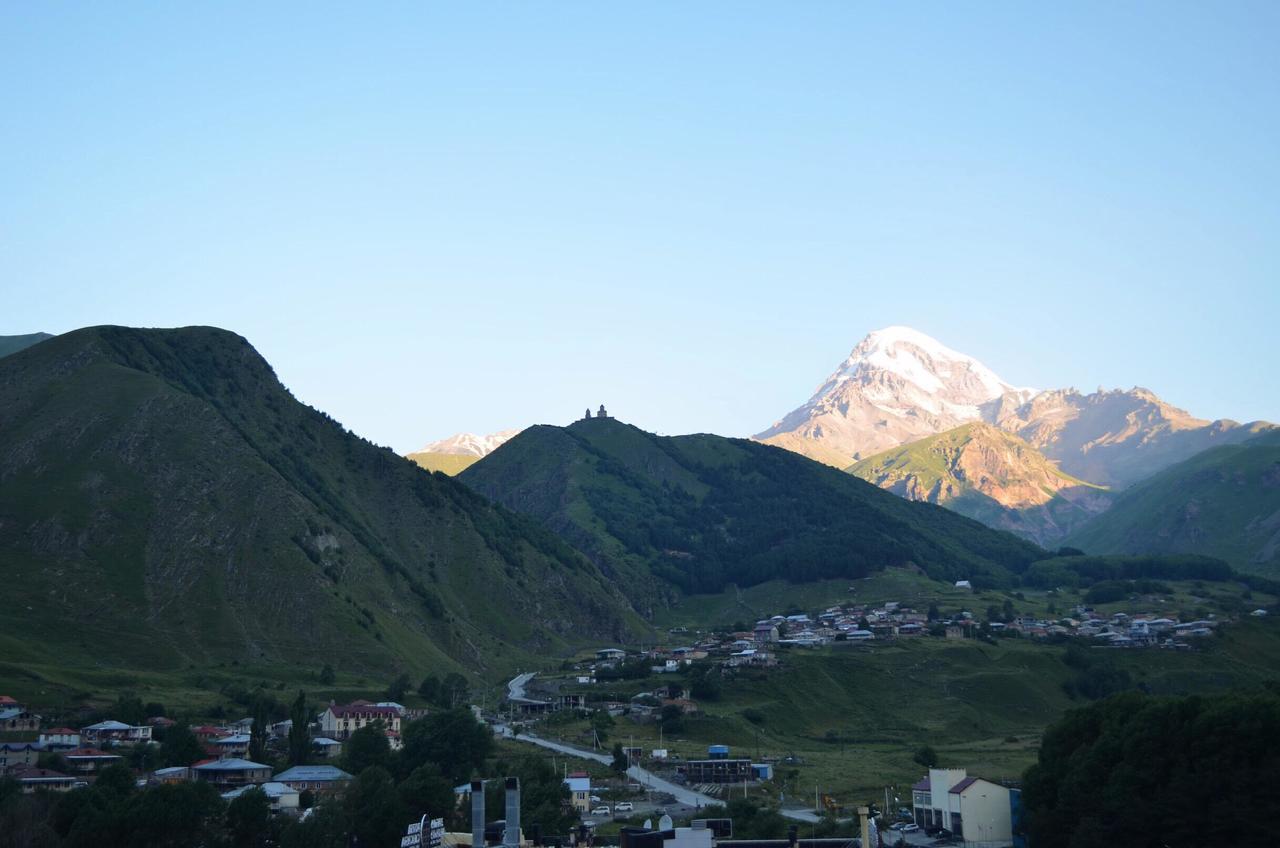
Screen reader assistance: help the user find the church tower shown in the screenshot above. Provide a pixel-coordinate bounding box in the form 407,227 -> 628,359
597,404 -> 608,419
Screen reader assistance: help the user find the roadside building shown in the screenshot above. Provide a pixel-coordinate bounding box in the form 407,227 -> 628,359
911,768 -> 1017,844
564,774 -> 591,813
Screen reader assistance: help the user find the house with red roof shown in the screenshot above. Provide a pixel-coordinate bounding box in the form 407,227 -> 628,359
911,767 -> 1018,844
318,702 -> 401,740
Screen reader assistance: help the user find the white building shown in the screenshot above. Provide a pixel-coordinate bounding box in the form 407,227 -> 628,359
911,768 -> 1017,846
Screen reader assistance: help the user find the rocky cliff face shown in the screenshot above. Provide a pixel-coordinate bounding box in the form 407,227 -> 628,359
849,423 -> 1113,546
989,388 -> 1271,487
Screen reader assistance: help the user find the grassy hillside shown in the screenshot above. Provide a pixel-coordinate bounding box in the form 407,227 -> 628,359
0,326 -> 647,698
405,451 -> 482,475
848,423 -> 1113,546
460,418 -> 1045,607
1065,429 -> 1280,577
0,332 -> 53,358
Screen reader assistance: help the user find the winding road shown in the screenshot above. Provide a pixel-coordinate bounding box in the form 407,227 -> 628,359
497,674 -> 820,823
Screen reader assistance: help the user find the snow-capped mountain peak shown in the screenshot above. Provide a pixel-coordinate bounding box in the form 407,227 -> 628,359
757,326 -> 1035,464
818,326 -> 1031,404
412,428 -> 521,457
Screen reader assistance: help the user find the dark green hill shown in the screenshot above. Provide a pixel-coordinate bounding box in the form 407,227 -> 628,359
0,332 -> 53,358
1065,429 -> 1280,576
459,418 -> 1045,604
0,326 -> 643,682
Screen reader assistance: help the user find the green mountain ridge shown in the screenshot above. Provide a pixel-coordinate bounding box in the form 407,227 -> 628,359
1064,429 -> 1280,576
0,326 -> 645,685
0,332 -> 54,358
459,417 -> 1046,606
848,423 -> 1114,546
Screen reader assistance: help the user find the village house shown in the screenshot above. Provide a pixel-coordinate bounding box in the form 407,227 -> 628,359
319,701 -> 402,740
8,764 -> 77,793
222,780 -> 300,811
194,758 -> 273,788
38,729 -> 80,750
151,766 -> 193,784
210,733 -> 252,757
81,720 -> 152,745
0,705 -> 41,733
64,748 -> 124,774
273,764 -> 354,794
564,773 -> 591,813
0,742 -> 42,772
311,737 -> 344,760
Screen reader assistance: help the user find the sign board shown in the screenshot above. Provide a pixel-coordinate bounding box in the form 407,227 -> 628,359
404,815 -> 445,848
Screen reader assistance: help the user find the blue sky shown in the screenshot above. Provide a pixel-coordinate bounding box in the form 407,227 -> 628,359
4,2 -> 1277,452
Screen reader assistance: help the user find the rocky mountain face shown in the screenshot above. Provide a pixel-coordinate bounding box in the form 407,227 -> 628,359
406,429 -> 522,475
756,326 -> 1035,465
0,327 -> 642,678
1065,429 -> 1280,576
989,387 -> 1271,487
763,326 -> 1273,544
762,326 -> 1272,484
849,423 -> 1113,546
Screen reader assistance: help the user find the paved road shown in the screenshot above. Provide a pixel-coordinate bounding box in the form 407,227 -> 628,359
494,723 -> 821,823
507,672 -> 537,701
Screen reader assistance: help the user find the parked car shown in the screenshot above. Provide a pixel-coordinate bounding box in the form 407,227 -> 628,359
615,802 -> 634,812
591,806 -> 611,816
902,824 -> 919,833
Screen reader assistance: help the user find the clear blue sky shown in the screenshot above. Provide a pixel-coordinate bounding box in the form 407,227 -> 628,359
4,2 -> 1277,452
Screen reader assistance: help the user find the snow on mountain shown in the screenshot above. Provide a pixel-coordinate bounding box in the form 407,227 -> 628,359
757,326 -> 1035,465
412,428 -> 522,458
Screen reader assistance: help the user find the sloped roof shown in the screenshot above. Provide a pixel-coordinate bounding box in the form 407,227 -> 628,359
949,777 -> 979,794
194,758 -> 272,772
273,765 -> 353,782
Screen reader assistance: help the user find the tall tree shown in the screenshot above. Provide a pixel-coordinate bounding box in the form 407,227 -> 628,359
342,722 -> 391,775
248,706 -> 267,764
401,708 -> 492,785
287,691 -> 311,765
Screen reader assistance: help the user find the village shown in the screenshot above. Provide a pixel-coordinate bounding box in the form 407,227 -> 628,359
0,585 -> 1264,848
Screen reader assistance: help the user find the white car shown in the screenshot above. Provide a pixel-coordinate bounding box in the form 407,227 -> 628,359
591,806 -> 611,816
614,802 -> 634,812
902,824 -> 919,833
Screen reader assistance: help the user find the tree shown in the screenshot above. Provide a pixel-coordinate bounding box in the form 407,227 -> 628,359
912,745 -> 938,768
689,663 -> 722,701
226,787 -> 272,848
318,664 -> 336,686
401,707 -> 493,785
927,603 -> 940,621
343,766 -> 407,848
658,704 -> 685,734
386,673 -> 412,703
287,690 -> 311,765
611,744 -> 629,773
343,722 -> 391,775
161,724 -> 205,768
248,706 -> 267,764
398,763 -> 456,825
418,675 -> 442,704
1022,691 -> 1280,848
589,709 -> 614,745
441,673 -> 469,708
112,695 -> 147,726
